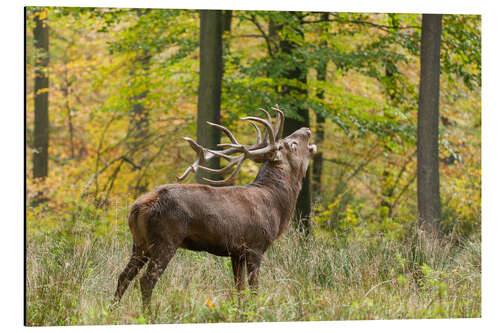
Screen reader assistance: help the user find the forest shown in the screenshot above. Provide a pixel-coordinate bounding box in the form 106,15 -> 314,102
25,7 -> 481,325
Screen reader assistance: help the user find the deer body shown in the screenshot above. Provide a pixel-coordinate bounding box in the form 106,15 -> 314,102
114,106 -> 316,309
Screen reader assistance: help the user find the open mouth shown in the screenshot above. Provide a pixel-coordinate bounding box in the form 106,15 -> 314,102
304,128 -> 316,153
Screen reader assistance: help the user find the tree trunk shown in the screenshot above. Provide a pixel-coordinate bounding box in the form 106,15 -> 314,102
63,76 -> 75,160
380,61 -> 396,220
312,12 -> 329,197
222,10 -> 232,34
279,12 -> 312,233
417,14 -> 442,234
126,9 -> 152,195
128,55 -> 151,153
268,15 -> 279,56
379,15 -> 401,220
33,9 -> 49,179
197,10 -> 223,184
285,115 -> 312,233
62,50 -> 75,160
312,114 -> 325,196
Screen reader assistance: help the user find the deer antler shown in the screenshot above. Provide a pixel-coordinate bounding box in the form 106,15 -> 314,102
177,105 -> 286,185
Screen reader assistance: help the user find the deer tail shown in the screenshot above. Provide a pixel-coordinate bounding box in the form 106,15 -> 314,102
128,203 -> 149,253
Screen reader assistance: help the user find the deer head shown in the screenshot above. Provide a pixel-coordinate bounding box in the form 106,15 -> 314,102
274,126 -> 317,182
177,105 -> 316,185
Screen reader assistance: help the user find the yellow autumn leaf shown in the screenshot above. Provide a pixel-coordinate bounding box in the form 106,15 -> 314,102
204,299 -> 215,308
38,10 -> 48,20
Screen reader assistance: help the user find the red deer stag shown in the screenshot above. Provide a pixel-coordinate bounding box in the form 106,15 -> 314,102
113,105 -> 316,308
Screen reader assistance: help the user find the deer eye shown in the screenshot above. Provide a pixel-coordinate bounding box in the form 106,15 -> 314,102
289,141 -> 298,151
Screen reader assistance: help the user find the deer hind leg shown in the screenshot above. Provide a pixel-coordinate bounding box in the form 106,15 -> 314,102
139,245 -> 176,311
246,252 -> 262,291
114,244 -> 148,304
231,254 -> 246,291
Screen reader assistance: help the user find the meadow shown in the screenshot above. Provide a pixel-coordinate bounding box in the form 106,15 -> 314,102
26,206 -> 480,326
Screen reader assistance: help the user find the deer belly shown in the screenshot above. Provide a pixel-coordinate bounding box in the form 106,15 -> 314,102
180,237 -> 231,257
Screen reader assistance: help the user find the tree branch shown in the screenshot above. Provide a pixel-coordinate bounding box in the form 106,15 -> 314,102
249,14 -> 274,56
81,154 -> 126,198
224,34 -> 266,40
391,172 -> 417,212
302,17 -> 420,32
324,157 -> 354,168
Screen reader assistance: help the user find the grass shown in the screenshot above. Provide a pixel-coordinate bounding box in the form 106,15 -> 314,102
25,214 -> 481,326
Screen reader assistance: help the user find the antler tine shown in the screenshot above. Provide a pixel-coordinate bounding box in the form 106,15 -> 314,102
271,104 -> 285,140
258,107 -> 272,124
258,108 -> 272,143
242,117 -> 266,145
176,137 -> 211,181
248,120 -> 262,144
205,148 -> 236,160
197,156 -> 241,174
217,143 -> 246,149
202,155 -> 246,185
272,107 -> 280,140
177,147 -> 243,182
206,121 -> 239,145
177,165 -> 195,182
183,137 -> 207,163
241,116 -> 275,146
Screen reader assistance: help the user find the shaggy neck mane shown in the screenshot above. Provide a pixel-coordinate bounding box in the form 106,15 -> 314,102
250,161 -> 305,236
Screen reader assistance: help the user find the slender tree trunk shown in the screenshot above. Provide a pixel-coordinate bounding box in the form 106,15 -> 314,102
129,60 -> 150,148
33,9 -> 49,179
268,15 -> 279,56
312,114 -> 325,195
380,15 -> 400,219
312,12 -> 329,197
130,9 -> 151,148
221,10 -> 232,64
62,52 -> 75,159
197,10 -> 223,184
63,84 -> 75,160
417,14 -> 442,234
123,49 -> 152,197
126,9 -> 152,195
278,12 -> 312,233
380,61 -> 397,220
222,10 -> 232,34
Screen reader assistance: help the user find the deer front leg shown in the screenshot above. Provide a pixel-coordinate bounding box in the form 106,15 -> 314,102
246,251 -> 262,291
231,254 -> 246,291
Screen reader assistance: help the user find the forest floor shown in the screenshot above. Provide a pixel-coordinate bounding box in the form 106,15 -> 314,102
25,211 -> 481,326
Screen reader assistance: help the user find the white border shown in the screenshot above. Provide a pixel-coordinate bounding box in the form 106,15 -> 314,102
4,0 -> 499,332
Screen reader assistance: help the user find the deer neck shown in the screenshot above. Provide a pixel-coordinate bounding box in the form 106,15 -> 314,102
251,161 -> 305,236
